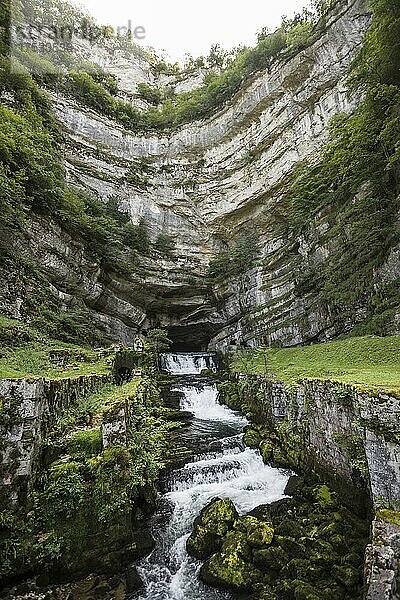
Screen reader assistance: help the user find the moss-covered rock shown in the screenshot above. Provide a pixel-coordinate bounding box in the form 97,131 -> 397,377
200,549 -> 261,592
284,558 -> 326,583
275,518 -> 306,538
217,381 -> 241,411
292,579 -> 321,600
188,480 -> 369,600
186,498 -> 238,560
313,485 -> 337,508
332,564 -> 360,589
253,546 -> 288,571
275,535 -> 307,557
221,530 -> 251,559
250,583 -> 278,599
234,516 -> 274,548
376,509 -> 400,526
260,439 -> 274,462
244,427 -> 262,448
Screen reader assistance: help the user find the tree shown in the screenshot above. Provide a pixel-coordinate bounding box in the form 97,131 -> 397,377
144,328 -> 172,370
146,328 -> 172,353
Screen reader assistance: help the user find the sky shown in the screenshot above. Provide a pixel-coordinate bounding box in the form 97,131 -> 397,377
71,0 -> 311,63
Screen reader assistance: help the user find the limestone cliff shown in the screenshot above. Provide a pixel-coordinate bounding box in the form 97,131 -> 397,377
4,0 -> 398,350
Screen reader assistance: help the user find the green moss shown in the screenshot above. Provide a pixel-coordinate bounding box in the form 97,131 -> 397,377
276,536 -> 307,558
186,498 -> 239,560
243,427 -> 262,448
191,482 -> 369,599
217,381 -> 241,410
66,428 -> 102,457
221,530 -> 251,559
292,580 -> 321,600
253,546 -> 288,571
259,440 -> 273,462
200,498 -> 238,534
313,485 -> 336,507
376,509 -> 400,526
234,516 -> 274,548
332,565 -> 360,589
201,550 -> 261,591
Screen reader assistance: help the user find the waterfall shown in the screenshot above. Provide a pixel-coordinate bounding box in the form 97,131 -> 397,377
130,353 -> 290,600
173,382 -> 244,422
159,353 -> 218,375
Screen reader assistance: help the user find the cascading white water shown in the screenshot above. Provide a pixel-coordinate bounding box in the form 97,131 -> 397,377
130,354 -> 290,600
159,353 -> 218,375
175,382 -> 244,422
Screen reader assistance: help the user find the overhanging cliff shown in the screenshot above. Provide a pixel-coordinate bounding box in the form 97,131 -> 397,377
2,0 -> 399,350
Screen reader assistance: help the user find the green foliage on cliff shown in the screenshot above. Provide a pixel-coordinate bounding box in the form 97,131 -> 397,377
137,82 -> 164,106
232,334 -> 400,395
35,26 -> 286,130
4,0 -> 334,133
0,377 -> 172,583
0,3 -> 156,343
0,61 -> 151,251
208,235 -> 261,282
289,0 -> 400,326
155,234 -> 176,256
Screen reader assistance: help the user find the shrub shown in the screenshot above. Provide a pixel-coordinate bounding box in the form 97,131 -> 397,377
66,428 -> 103,457
155,234 -> 175,256
208,235 -> 260,282
137,82 -> 163,106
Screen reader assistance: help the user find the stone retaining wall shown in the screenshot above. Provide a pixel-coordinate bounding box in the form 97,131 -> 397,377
0,374 -> 110,506
220,376 -> 400,599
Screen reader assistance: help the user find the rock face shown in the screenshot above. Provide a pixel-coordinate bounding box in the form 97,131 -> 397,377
4,0 -> 392,350
0,375 -> 109,505
219,376 -> 400,599
365,519 -> 400,600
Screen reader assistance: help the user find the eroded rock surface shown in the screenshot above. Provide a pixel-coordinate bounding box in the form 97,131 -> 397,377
3,0 -> 390,350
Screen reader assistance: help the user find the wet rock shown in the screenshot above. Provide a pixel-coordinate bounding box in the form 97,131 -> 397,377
253,546 -> 288,571
249,583 -> 278,599
234,516 -> 274,548
332,564 -> 360,589
275,535 -> 307,558
274,518 -> 306,539
284,475 -> 305,497
200,550 -> 262,592
186,497 -> 239,560
125,566 -> 143,593
266,498 -> 294,517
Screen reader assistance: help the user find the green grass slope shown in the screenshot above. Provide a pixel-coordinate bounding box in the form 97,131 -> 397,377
0,315 -> 111,379
232,335 -> 400,396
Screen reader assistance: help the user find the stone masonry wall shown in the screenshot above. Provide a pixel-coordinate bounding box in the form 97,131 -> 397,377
0,374 -> 110,506
221,376 -> 400,599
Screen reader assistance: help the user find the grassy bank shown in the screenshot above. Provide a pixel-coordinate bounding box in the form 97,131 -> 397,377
0,315 -> 111,379
232,335 -> 400,395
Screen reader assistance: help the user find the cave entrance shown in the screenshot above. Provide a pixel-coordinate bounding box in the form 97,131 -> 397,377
167,324 -> 215,352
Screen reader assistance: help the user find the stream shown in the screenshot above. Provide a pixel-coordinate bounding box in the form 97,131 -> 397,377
130,353 -> 290,600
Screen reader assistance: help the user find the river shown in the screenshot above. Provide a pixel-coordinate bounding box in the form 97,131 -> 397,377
129,352 -> 290,600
